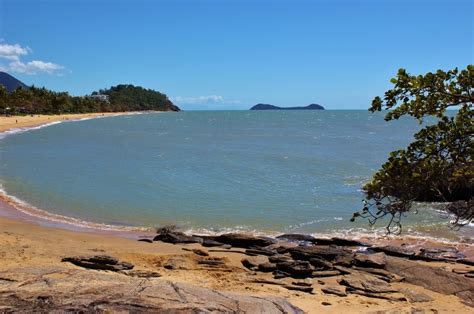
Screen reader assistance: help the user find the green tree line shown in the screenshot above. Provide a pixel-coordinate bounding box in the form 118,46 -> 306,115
0,84 -> 180,115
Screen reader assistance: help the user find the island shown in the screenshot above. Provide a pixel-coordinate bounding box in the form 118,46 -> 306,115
250,103 -> 325,110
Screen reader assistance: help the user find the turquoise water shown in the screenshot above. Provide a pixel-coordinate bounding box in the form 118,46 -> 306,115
0,111 -> 468,238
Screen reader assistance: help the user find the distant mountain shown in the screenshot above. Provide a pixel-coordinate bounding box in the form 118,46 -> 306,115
0,72 -> 28,93
250,103 -> 325,110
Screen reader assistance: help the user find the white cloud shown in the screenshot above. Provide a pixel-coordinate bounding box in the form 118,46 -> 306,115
171,95 -> 225,104
0,42 -> 64,75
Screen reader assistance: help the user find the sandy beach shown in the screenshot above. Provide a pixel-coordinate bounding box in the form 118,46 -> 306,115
0,114 -> 473,313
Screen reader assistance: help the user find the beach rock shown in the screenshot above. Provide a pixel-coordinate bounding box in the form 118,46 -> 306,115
241,256 -> 268,270
346,289 -> 407,301
313,237 -> 368,247
163,256 -> 194,270
276,234 -> 317,243
371,245 -> 416,258
153,232 -> 203,244
276,261 -> 315,277
309,257 -> 334,270
311,270 -> 341,277
245,247 -> 276,256
288,246 -> 350,262
332,253 -> 354,267
273,270 -> 291,279
269,254 -> 294,264
216,233 -> 276,248
121,270 -> 162,278
321,301 -> 332,306
399,289 -> 434,302
182,248 -> 209,256
62,255 -> 134,271
353,252 -> 387,268
322,286 -> 347,297
384,256 -> 474,300
197,257 -> 227,267
138,238 -> 153,243
352,267 -> 404,283
284,285 -> 313,293
0,268 -> 303,313
414,247 -> 465,262
258,262 -> 278,272
338,273 -> 398,293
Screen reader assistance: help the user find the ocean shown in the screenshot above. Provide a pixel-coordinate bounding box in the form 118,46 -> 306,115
0,111 -> 470,241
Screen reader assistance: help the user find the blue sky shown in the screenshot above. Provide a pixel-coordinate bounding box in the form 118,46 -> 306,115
0,0 -> 472,110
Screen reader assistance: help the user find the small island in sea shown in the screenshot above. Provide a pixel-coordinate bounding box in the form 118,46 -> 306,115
250,103 -> 325,110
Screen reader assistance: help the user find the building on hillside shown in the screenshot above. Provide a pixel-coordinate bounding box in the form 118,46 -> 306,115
86,94 -> 110,102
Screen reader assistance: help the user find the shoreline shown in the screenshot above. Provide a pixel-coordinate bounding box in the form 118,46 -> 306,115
0,112 -> 472,247
0,112 -> 473,312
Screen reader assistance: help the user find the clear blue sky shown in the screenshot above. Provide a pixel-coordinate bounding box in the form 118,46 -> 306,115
0,0 -> 472,110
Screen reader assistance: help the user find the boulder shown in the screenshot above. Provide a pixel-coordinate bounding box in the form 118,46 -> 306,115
399,289 -> 434,302
62,255 -> 133,271
313,237 -> 368,247
216,233 -> 276,248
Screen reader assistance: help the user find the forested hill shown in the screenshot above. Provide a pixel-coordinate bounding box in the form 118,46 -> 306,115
0,79 -> 180,114
97,85 -> 180,112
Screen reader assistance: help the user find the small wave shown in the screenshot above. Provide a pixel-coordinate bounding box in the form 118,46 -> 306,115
0,185 -> 150,232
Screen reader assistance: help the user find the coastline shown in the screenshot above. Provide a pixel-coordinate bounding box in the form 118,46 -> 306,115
0,113 -> 473,312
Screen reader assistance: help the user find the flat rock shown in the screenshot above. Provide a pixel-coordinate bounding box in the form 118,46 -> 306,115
400,289 -> 434,302
258,262 -> 277,272
311,270 -> 341,277
352,267 -> 404,283
201,239 -> 229,247
163,256 -> 194,270
313,237 -> 368,247
62,255 -> 133,271
322,286 -> 347,297
283,285 -> 313,293
153,232 -> 203,244
120,270 -> 162,278
276,234 -> 317,243
269,254 -> 294,264
241,256 -> 268,270
384,256 -> 474,303
371,245 -> 416,258
216,233 -> 276,248
288,246 -> 349,261
353,252 -> 387,268
0,268 -> 303,313
245,247 -> 276,256
277,261 -> 315,277
309,257 -> 334,270
339,273 -> 398,293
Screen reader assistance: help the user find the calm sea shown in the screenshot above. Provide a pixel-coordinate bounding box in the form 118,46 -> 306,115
0,111 -> 470,240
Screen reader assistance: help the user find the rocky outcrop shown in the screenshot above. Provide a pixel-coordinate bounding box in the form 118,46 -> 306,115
0,268 -> 302,313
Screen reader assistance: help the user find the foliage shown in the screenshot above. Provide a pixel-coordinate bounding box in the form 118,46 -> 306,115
351,65 -> 473,234
0,84 -> 179,115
